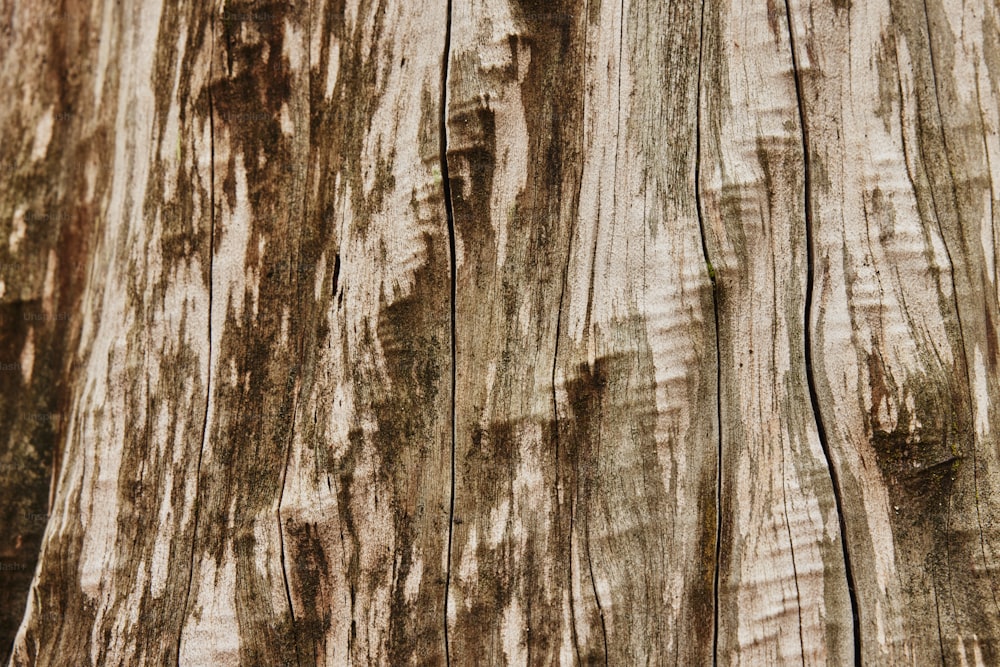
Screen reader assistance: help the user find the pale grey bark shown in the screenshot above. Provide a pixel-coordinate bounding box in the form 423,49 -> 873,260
1,0 -> 999,665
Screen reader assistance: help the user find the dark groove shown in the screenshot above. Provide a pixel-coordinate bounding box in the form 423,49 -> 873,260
781,451 -> 808,667
276,390 -> 299,665
440,0 -> 456,663
176,14 -> 215,666
585,517 -> 610,666
692,0 -> 723,664
551,203 -> 581,664
782,2 -> 862,663
932,581 -> 947,663
564,5 -> 587,661
582,5 -> 626,664
275,14 -> 313,659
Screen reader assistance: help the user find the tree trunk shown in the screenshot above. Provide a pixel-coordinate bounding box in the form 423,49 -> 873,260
2,0 -> 999,664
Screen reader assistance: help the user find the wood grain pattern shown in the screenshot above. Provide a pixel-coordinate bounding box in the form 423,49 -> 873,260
790,0 -> 1000,662
444,1 -> 718,664
2,0 -> 999,664
278,0 -> 451,664
8,0 -> 452,664
699,0 -> 854,662
10,1 -> 215,663
0,2 -> 100,658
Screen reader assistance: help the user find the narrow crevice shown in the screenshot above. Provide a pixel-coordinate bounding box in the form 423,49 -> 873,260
277,479 -> 297,632
781,449 -> 808,667
782,2 -> 862,663
584,520 -> 610,666
551,226 -> 581,664
932,581 -> 947,663
440,0 -> 457,664
277,386 -> 299,666
176,15 -> 215,666
577,5 -> 626,664
567,508 -> 584,665
275,14 -> 313,661
559,7 -> 587,653
692,1 -> 723,665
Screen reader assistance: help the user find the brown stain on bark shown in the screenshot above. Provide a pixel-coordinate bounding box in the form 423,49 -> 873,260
13,0 -> 1000,664
560,325 -> 676,665
0,1 -> 105,659
445,1 -> 593,662
284,0 -> 452,663
876,0 -> 1000,657
373,229 -> 450,665
180,2 -> 307,664
86,7 -> 217,663
0,297 -> 54,657
867,352 -> 962,509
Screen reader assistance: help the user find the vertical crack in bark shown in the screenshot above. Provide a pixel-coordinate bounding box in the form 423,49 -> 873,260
932,580 -> 947,660
782,2 -> 862,662
579,6 -> 628,664
275,14 -> 311,663
559,8 -> 587,659
278,388 -> 299,662
440,0 -> 456,663
552,213 -> 581,663
692,1 -> 722,664
584,517 -> 610,666
780,447 -> 808,667
176,12 -> 216,665
575,2 -> 631,661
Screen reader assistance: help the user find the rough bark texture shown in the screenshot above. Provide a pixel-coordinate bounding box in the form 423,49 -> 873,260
1,0 -> 999,665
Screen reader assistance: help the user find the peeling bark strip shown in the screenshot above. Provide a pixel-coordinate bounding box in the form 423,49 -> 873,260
4,0 -> 1000,664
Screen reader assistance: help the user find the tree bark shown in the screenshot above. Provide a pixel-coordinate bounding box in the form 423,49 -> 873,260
1,0 -> 999,664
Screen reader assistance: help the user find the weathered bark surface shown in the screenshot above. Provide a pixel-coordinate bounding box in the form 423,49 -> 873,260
446,1 -> 717,664
0,0 -> 104,656
794,0 -> 1000,661
1,0 -> 999,665
699,2 -> 854,662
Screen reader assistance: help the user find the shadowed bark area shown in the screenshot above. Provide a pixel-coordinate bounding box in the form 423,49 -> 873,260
2,0 -> 999,665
